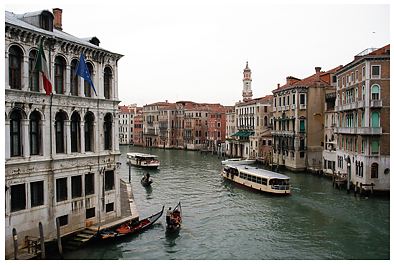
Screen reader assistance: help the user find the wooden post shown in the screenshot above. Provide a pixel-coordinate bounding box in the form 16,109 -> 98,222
39,222 -> 45,259
12,228 -> 18,260
128,161 -> 131,183
56,218 -> 63,258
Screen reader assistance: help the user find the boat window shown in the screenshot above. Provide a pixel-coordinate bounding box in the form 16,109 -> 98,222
251,176 -> 256,183
247,175 -> 252,181
256,177 -> 261,184
261,178 -> 267,185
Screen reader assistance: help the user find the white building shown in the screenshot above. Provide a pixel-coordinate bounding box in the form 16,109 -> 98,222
5,8 -> 126,257
119,104 -> 137,145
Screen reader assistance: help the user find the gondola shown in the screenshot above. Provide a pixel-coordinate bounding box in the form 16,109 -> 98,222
166,202 -> 182,233
141,173 -> 153,186
97,206 -> 164,241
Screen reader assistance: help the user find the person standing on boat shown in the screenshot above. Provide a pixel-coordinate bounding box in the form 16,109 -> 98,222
146,172 -> 150,182
166,207 -> 172,224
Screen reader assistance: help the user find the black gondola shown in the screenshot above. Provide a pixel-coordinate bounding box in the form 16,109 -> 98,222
141,173 -> 153,186
166,202 -> 182,233
97,206 -> 164,241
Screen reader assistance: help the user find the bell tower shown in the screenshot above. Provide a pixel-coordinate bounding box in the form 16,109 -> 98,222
242,61 -> 253,102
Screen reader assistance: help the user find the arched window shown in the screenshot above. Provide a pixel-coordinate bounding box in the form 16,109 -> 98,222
371,84 -> 380,100
264,116 -> 268,126
371,111 -> 380,128
70,59 -> 79,96
10,110 -> 23,157
371,163 -> 378,178
362,85 -> 365,100
71,112 -> 81,152
104,67 -> 112,99
84,112 -> 94,152
55,111 -> 67,153
9,45 -> 23,90
30,111 -> 41,155
104,113 -> 112,150
29,50 -> 39,92
54,56 -> 66,94
84,62 -> 94,97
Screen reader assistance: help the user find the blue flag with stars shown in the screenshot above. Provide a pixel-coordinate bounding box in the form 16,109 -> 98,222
75,53 -> 97,96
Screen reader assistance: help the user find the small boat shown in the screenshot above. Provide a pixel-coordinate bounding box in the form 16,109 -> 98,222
127,152 -> 160,169
222,164 -> 290,195
166,202 -> 182,233
221,158 -> 255,165
141,173 -> 153,186
97,206 -> 164,240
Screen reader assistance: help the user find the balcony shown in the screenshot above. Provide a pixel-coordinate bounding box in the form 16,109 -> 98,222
335,101 -> 358,112
370,99 -> 383,108
334,127 -> 382,135
299,104 -> 306,110
271,130 -> 295,136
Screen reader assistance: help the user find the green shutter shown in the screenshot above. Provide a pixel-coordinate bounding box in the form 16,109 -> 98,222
371,140 -> 379,154
371,112 -> 380,127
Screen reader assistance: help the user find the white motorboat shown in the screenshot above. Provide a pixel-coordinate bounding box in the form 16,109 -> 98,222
221,158 -> 256,165
127,152 -> 160,169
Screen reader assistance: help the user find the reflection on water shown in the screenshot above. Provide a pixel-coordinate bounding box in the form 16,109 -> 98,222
63,146 -> 390,260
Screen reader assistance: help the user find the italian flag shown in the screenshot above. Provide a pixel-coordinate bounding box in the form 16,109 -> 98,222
34,43 -> 52,95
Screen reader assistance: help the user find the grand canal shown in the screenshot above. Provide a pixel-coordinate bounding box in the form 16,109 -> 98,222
64,146 -> 390,259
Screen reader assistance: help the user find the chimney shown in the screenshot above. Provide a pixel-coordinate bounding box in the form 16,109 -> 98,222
53,8 -> 63,30
277,83 -> 280,89
315,67 -> 321,74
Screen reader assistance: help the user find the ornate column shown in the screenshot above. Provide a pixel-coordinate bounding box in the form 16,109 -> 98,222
22,119 -> 30,157
94,121 -> 99,153
39,119 -> 47,157
80,77 -> 85,97
22,55 -> 29,91
52,120 -> 57,155
113,62 -> 118,100
65,120 -> 71,154
65,65 -> 71,95
80,122 -> 85,153
5,50 -> 9,89
112,119 -> 117,152
5,120 -> 10,160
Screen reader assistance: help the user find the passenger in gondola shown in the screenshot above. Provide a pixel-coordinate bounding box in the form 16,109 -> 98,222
166,207 -> 172,224
146,172 -> 150,182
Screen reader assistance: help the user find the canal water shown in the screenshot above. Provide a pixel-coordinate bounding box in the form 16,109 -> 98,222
64,146 -> 390,260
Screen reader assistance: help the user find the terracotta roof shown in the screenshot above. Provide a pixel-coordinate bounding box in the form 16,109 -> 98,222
272,65 -> 342,93
118,105 -> 130,113
367,44 -> 390,56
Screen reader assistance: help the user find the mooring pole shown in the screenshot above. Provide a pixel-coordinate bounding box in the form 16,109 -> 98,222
56,218 -> 63,258
39,222 -> 45,259
12,228 -> 18,260
128,162 -> 131,183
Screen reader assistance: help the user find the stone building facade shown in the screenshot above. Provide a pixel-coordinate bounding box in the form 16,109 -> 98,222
118,104 -> 137,145
334,45 -> 390,192
271,66 -> 341,172
5,9 -> 124,257
322,91 -> 338,176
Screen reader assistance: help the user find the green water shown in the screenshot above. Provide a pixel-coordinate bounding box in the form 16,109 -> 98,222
64,146 -> 390,259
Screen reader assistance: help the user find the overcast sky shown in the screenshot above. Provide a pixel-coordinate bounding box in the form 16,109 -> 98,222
4,0 -> 391,107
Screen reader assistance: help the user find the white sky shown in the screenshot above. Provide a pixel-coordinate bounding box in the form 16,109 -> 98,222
4,0 -> 391,107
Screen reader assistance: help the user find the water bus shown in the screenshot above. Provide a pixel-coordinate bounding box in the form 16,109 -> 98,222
222,164 -> 290,195
127,152 -> 160,169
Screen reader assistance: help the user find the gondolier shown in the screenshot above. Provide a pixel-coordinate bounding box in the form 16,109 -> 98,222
166,207 -> 172,224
